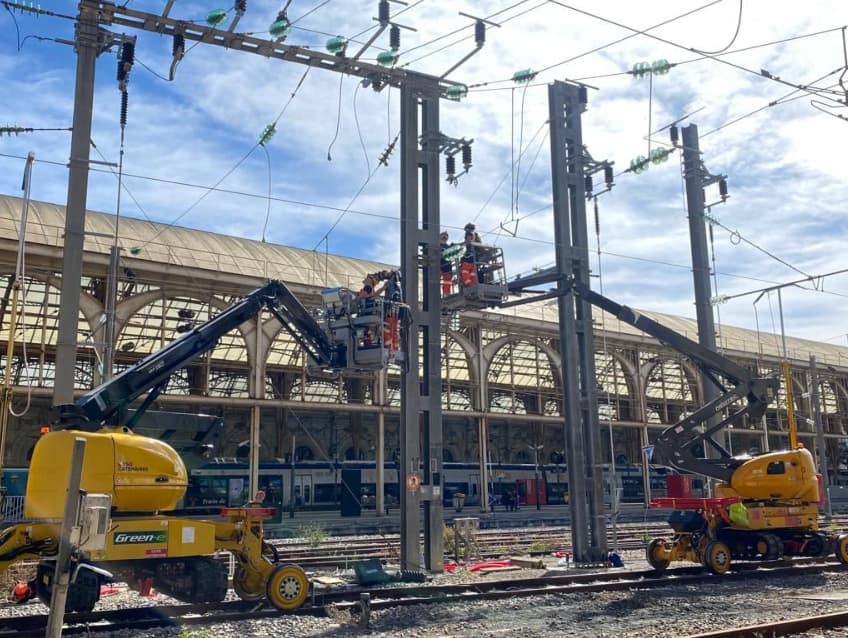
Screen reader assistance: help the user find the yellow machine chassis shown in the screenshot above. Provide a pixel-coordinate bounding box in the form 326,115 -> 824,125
0,507 -> 309,611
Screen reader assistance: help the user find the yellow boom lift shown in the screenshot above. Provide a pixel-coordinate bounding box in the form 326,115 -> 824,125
0,279 -> 405,611
563,277 -> 848,574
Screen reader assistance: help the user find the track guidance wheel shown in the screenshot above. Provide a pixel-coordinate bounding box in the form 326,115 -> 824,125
704,540 -> 732,574
265,564 -> 309,611
836,534 -> 848,565
646,538 -> 670,573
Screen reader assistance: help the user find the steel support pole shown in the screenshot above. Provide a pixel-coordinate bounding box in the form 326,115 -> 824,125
399,82 -> 421,573
249,319 -> 264,501
45,437 -> 86,638
400,78 -> 445,573
547,81 -> 607,563
375,370 -> 386,517
54,3 -> 104,407
476,334 -> 490,513
810,355 -> 832,518
681,125 -> 721,451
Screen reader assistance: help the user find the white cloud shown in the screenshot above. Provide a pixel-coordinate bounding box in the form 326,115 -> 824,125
1,0 -> 847,344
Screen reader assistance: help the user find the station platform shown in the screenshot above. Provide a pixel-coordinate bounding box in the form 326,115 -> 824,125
264,503 -> 667,538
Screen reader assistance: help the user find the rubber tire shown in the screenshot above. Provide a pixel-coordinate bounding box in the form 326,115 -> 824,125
646,538 -> 670,572
835,534 -> 848,565
704,540 -> 732,575
232,564 -> 265,601
265,563 -> 309,611
34,561 -> 101,613
762,534 -> 784,560
190,557 -> 229,603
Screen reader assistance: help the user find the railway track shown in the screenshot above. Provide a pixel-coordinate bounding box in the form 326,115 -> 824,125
1,559 -> 843,637
681,610 -> 848,638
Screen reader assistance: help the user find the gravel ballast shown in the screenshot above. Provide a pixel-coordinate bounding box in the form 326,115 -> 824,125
4,549 -> 848,637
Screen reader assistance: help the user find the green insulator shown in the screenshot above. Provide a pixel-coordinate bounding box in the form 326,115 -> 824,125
652,59 -> 671,75
269,18 -> 292,39
512,68 -> 536,84
326,36 -> 347,55
259,123 -> 277,146
446,84 -> 468,101
630,156 -> 648,174
129,246 -> 142,255
649,148 -> 670,164
377,50 -> 399,67
631,61 -> 651,78
206,9 -> 228,27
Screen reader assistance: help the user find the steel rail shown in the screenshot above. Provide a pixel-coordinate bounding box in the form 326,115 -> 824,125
1,561 -> 843,637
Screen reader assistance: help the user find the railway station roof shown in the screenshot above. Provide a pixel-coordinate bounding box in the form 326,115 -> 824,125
0,195 -> 394,291
1,194 -> 847,369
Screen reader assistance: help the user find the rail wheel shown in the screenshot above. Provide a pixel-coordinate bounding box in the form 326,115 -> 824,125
835,534 -> 848,565
263,540 -> 279,563
703,540 -> 731,575
646,538 -> 670,572
265,563 -> 309,611
757,534 -> 783,560
233,564 -> 266,601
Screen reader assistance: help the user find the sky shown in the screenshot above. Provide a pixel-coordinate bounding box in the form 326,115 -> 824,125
1,0 -> 847,346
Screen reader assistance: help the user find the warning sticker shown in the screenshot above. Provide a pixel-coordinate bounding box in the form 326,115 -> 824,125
406,472 -> 422,491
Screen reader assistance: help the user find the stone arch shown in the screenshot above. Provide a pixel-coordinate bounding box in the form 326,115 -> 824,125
484,336 -> 560,414
595,348 -> 640,422
115,289 -> 248,396
0,273 -> 98,388
442,329 -> 474,410
640,355 -> 698,425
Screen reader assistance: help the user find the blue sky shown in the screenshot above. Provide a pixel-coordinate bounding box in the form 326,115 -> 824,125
1,0 -> 847,344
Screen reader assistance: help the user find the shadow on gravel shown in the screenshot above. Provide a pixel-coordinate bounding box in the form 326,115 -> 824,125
318,602 -> 493,636
571,571 -> 829,622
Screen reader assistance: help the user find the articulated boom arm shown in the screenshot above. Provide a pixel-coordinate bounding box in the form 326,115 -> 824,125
569,278 -> 779,483
60,280 -> 341,431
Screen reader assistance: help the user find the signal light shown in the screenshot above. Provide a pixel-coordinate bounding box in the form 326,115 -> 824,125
40,426 -> 50,435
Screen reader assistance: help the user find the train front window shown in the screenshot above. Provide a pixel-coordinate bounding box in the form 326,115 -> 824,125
261,477 -> 284,508
191,477 -> 228,507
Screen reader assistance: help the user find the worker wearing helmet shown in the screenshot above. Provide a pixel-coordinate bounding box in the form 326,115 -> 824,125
9,580 -> 36,604
461,223 -> 481,287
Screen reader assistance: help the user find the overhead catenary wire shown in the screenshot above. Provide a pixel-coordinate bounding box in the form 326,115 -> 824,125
468,0 -> 726,89
467,25 -> 848,93
544,0 -> 846,106
140,67 -> 311,249
690,0 -> 743,55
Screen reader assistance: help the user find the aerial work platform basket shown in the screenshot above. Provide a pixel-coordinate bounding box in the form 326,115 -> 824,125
441,243 -> 508,312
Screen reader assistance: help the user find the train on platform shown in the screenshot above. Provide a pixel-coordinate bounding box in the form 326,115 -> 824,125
1,459 -> 699,518
179,459 -> 706,514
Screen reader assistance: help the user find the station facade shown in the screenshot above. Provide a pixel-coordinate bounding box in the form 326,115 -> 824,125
2,194 -> 848,479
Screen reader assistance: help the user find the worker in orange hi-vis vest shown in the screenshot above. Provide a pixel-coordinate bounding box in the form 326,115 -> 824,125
439,231 -> 453,295
460,260 -> 477,287
380,271 -> 402,352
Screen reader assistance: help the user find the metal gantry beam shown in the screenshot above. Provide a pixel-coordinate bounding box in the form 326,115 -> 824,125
52,0 -> 452,573
92,1 -> 460,94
